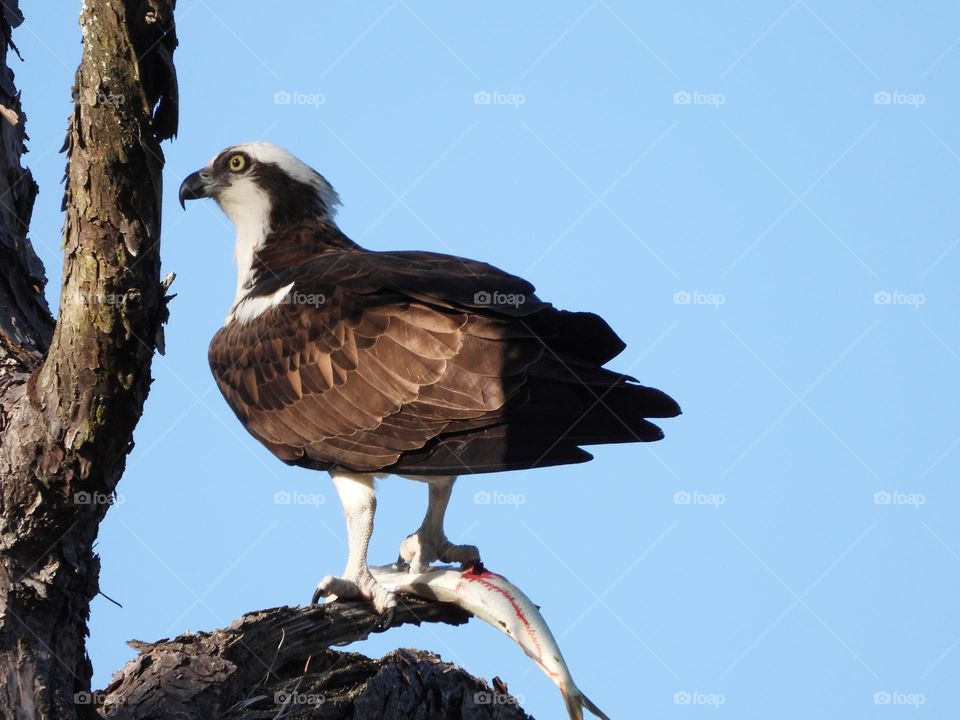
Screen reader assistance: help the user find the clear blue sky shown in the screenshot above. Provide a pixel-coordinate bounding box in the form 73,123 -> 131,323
14,2 -> 960,717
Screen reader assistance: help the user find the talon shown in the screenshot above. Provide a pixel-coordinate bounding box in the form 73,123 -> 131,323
314,570 -> 395,614
376,605 -> 396,631
439,541 -> 480,568
361,574 -> 396,616
313,574 -> 360,605
401,530 -> 481,573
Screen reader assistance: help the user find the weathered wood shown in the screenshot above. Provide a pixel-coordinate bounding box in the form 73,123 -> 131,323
96,598 -> 532,720
0,2 -> 178,717
0,0 -> 48,387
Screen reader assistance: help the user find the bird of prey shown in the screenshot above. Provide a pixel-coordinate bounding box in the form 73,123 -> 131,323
179,142 -> 680,615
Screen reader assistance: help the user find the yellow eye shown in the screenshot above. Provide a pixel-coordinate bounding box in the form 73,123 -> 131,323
228,153 -> 247,173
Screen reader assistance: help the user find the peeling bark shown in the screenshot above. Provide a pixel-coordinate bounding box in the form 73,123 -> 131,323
0,1 -> 48,386
95,600 -> 531,720
0,1 -> 177,717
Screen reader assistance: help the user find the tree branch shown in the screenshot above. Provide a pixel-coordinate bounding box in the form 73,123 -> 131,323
97,599 -> 532,720
35,0 -> 178,462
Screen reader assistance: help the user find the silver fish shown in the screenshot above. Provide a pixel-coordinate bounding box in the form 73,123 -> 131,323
370,561 -> 611,720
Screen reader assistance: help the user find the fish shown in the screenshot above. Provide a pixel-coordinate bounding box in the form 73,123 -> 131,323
369,560 -> 611,720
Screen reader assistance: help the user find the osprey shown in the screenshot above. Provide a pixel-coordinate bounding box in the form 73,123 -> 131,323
179,142 -> 680,615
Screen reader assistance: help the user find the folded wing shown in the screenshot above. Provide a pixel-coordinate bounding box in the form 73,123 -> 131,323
209,245 -> 680,475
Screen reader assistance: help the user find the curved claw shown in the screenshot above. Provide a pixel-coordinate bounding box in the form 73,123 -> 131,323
375,605 -> 396,632
312,572 -> 396,617
400,531 -> 480,574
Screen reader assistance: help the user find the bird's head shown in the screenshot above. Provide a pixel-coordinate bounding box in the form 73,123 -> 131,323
178,142 -> 341,230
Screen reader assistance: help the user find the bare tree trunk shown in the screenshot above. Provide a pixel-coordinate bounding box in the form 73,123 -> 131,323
0,1 -> 177,717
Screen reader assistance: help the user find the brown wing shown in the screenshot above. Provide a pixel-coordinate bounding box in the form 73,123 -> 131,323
209,284 -> 544,472
210,240 -> 680,475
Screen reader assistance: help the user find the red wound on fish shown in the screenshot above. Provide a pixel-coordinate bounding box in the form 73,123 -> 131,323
463,560 -> 490,577
460,563 -> 543,658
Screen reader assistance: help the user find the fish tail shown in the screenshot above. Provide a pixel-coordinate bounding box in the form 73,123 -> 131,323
581,691 -> 611,720
563,688 -> 611,720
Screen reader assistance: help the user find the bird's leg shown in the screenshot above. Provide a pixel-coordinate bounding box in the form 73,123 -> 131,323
399,475 -> 479,573
313,472 -> 396,615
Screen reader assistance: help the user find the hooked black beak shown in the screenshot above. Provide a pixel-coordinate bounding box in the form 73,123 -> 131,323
178,170 -> 215,209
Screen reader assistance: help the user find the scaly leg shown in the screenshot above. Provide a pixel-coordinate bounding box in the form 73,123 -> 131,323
313,472 -> 395,615
399,475 -> 480,573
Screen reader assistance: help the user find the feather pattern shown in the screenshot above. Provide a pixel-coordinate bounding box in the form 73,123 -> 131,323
208,220 -> 680,475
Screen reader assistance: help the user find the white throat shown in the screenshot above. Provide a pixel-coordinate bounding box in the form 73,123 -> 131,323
217,182 -> 273,324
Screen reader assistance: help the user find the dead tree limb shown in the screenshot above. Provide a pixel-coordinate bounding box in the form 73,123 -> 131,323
95,599 -> 530,720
